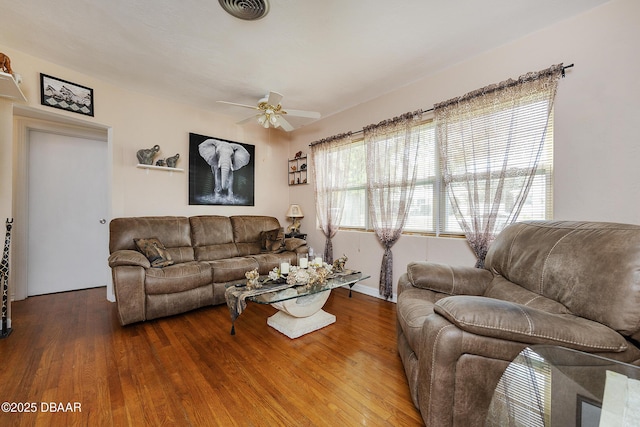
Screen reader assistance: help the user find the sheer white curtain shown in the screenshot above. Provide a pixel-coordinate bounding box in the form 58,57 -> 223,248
365,111 -> 423,299
310,132 -> 353,263
435,64 -> 563,267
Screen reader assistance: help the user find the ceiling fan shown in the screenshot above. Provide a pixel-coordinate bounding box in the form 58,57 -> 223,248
218,91 -> 321,131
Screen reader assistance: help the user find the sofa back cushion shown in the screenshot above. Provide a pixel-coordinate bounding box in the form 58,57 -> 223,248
230,216 -> 282,256
109,216 -> 195,263
485,221 -> 640,335
190,215 -> 239,261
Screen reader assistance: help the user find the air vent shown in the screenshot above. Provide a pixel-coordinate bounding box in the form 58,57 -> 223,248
219,0 -> 269,21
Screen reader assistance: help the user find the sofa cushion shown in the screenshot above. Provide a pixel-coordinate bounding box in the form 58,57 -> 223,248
145,261 -> 211,295
110,216 -> 193,254
406,261 -> 492,296
231,215 -> 281,256
261,227 -> 285,252
134,237 -> 174,268
249,252 -> 297,275
208,257 -> 259,283
484,276 -> 570,314
190,215 -> 240,261
484,221 -> 640,336
284,238 -> 307,252
166,246 -> 196,264
434,295 -> 628,353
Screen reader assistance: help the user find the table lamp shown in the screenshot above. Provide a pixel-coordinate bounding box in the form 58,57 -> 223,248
286,204 -> 304,235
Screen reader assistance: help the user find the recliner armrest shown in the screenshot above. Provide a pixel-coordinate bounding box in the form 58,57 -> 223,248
407,261 -> 493,296
108,250 -> 151,269
434,295 -> 628,353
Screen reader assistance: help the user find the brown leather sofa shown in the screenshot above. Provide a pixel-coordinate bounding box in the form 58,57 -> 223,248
108,215 -> 307,325
396,221 -> 640,426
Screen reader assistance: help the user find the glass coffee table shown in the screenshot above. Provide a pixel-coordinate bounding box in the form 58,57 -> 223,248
486,345 -> 640,427
225,271 -> 369,339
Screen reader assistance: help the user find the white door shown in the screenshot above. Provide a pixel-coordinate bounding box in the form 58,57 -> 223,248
27,130 -> 110,296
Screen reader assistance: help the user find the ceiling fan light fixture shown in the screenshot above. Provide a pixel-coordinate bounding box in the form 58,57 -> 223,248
220,90 -> 320,132
219,0 -> 269,21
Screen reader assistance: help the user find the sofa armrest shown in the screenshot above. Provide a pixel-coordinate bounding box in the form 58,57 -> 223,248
110,265 -> 147,325
407,261 -> 493,296
108,250 -> 151,269
284,238 -> 307,253
434,296 -> 628,353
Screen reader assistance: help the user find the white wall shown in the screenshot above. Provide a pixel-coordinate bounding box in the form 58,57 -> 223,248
0,45 -> 292,308
290,0 -> 640,299
0,46 -> 292,221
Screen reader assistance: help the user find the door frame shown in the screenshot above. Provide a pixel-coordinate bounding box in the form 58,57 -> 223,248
12,106 -> 114,301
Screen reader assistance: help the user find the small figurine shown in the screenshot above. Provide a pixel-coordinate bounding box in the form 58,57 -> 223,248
137,145 -> 160,165
300,163 -> 307,170
165,153 -> 180,168
332,254 -> 348,272
294,151 -> 303,159
155,159 -> 165,167
291,165 -> 297,171
245,269 -> 261,289
0,52 -> 12,75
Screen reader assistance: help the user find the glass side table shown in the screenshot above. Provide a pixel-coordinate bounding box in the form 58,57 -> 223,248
486,345 -> 640,427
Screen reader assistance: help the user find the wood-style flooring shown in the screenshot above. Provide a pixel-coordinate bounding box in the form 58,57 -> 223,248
0,286 -> 424,426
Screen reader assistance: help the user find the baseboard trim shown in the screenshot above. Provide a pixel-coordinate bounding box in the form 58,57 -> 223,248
342,283 -> 397,303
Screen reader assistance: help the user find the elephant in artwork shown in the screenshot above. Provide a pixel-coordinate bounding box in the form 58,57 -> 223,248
198,139 -> 251,197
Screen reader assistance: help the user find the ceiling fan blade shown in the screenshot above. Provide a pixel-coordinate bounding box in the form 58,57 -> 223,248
284,108 -> 321,119
266,91 -> 284,107
237,114 -> 260,125
217,100 -> 259,110
276,116 -> 294,132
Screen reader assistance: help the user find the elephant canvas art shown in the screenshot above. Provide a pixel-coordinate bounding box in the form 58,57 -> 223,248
188,133 -> 255,206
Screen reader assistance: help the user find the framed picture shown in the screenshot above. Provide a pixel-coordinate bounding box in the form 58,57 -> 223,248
189,133 -> 255,206
40,73 -> 94,116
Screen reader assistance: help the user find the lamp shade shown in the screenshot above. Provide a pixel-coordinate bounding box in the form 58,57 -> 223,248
286,204 -> 304,218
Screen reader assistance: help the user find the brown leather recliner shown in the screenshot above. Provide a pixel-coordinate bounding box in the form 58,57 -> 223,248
396,221 -> 640,426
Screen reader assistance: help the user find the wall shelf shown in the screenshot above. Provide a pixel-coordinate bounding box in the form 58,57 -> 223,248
0,71 -> 27,102
288,155 -> 308,185
136,164 -> 184,174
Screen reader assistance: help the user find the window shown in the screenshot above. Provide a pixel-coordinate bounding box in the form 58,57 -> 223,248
438,99 -> 554,235
330,112 -> 553,235
337,139 -> 367,228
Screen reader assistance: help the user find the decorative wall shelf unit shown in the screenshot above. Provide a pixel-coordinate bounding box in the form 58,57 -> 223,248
0,72 -> 27,102
136,164 -> 184,174
288,155 -> 308,185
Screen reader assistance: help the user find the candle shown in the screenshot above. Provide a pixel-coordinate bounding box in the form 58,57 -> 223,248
280,262 -> 290,275
314,256 -> 323,266
299,256 -> 308,268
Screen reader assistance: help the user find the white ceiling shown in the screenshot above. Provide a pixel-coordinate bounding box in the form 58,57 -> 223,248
0,0 -> 608,129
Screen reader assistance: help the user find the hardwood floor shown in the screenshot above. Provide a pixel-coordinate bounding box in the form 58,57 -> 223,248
0,287 -> 424,426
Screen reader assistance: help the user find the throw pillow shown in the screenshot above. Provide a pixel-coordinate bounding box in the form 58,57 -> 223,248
134,237 -> 174,268
284,238 -> 306,252
261,227 -> 285,253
